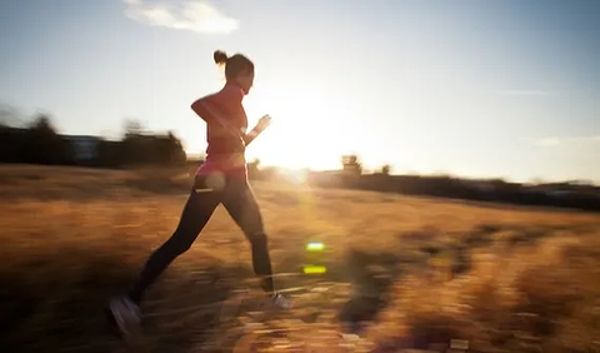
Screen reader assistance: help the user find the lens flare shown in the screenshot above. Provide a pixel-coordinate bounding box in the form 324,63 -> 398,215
303,265 -> 327,274
306,241 -> 325,252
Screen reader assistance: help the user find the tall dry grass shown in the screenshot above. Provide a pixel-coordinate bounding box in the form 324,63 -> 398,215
1,165 -> 599,352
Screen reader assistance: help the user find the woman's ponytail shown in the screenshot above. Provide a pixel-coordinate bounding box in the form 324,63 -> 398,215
213,50 -> 228,65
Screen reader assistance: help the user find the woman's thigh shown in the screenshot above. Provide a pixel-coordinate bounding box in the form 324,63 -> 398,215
221,178 -> 264,237
169,176 -> 222,245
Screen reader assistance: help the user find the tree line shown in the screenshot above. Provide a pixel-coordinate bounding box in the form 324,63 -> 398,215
0,114 -> 186,167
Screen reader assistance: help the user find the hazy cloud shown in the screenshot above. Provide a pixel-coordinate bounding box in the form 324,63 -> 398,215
530,135 -> 600,147
0,103 -> 25,127
499,89 -> 552,96
123,0 -> 239,34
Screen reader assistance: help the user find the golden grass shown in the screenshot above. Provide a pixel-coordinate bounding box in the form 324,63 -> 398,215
1,165 -> 599,352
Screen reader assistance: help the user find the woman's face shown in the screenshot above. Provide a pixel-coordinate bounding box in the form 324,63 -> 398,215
235,70 -> 254,95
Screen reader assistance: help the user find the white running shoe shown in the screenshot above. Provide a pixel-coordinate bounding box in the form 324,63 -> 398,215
271,292 -> 292,310
108,296 -> 141,338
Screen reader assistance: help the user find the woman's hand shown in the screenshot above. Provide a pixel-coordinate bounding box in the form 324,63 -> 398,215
244,114 -> 272,146
255,114 -> 272,132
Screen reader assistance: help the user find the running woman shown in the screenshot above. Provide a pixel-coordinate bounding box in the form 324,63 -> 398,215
108,50 -> 290,336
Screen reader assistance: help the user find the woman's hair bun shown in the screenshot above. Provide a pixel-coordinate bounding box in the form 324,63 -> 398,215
213,50 -> 228,64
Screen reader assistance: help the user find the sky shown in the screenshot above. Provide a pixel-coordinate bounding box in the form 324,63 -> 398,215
0,0 -> 599,183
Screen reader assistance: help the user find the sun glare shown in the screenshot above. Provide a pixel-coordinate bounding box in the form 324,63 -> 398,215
244,81 -> 349,171
279,168 -> 309,184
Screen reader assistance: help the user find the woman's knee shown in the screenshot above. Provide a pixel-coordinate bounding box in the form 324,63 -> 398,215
248,231 -> 268,247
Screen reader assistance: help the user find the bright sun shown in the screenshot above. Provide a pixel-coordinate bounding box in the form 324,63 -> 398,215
243,82 -> 349,171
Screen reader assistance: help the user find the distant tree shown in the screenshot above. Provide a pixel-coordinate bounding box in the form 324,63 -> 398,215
29,114 -> 55,132
529,177 -> 546,185
248,158 -> 261,177
121,119 -> 147,164
120,127 -> 186,166
381,164 -> 391,176
166,131 -> 186,164
342,154 -> 362,176
22,114 -> 71,164
124,119 -> 144,138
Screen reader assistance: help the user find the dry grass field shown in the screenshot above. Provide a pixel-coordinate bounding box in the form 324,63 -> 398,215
1,164 -> 599,353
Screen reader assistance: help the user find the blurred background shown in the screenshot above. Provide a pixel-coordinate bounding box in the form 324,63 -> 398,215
1,1 -> 599,352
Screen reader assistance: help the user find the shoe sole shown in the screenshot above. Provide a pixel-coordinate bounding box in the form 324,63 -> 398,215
105,303 -> 141,343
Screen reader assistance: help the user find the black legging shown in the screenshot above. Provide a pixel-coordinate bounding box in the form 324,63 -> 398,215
128,173 -> 274,304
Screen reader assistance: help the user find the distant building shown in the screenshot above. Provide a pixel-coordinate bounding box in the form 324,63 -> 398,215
63,135 -> 101,162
